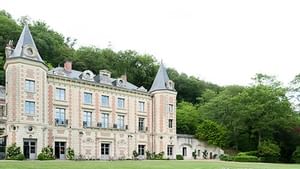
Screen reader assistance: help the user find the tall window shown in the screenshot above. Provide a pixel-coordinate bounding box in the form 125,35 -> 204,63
138,145 -> 145,155
138,101 -> 145,112
168,119 -> 173,128
101,95 -> 109,107
117,115 -> 124,129
168,104 -> 174,113
138,118 -> 144,131
167,145 -> 173,156
182,147 -> 187,156
84,92 -> 92,104
56,88 -> 65,101
25,80 -> 35,92
117,98 -> 125,109
101,113 -> 109,128
83,111 -> 92,128
25,101 -> 35,115
55,108 -> 66,126
101,143 -> 110,155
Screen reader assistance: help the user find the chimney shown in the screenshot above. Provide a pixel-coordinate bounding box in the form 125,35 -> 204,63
64,61 -> 72,72
121,74 -> 127,82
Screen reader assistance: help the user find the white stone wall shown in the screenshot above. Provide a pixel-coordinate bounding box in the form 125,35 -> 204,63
176,134 -> 224,160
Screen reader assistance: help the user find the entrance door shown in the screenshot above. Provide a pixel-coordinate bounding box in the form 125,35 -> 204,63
23,139 -> 36,160
55,142 -> 66,159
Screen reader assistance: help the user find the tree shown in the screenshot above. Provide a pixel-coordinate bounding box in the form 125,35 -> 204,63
176,102 -> 201,134
195,119 -> 228,147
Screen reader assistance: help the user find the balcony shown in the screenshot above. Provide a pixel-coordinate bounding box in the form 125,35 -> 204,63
55,119 -> 68,127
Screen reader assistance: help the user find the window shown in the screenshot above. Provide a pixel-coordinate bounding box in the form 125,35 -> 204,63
138,101 -> 145,112
168,119 -> 173,128
101,113 -> 109,128
167,145 -> 173,156
138,145 -> 145,155
168,104 -> 174,113
83,111 -> 92,128
25,101 -> 35,115
101,143 -> 110,155
25,80 -> 35,92
138,118 -> 144,131
55,108 -> 66,126
101,95 -> 109,107
182,147 -> 187,156
117,98 -> 125,109
56,88 -> 65,101
117,115 -> 124,129
84,92 -> 92,104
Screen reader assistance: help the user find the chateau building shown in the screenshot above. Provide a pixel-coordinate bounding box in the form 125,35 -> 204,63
0,25 -> 223,160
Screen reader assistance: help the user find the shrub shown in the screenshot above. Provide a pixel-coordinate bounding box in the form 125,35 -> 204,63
258,140 -> 280,163
192,150 -> 197,159
176,154 -> 183,160
66,147 -> 75,160
292,146 -> 300,163
233,155 -> 259,162
219,154 -> 233,161
37,146 -> 55,160
145,151 -> 165,160
6,143 -> 23,160
202,150 -> 208,159
132,150 -> 138,159
16,154 -> 25,160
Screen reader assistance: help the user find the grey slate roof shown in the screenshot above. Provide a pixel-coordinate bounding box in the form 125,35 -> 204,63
10,24 -> 44,63
48,67 -> 143,92
149,62 -> 172,92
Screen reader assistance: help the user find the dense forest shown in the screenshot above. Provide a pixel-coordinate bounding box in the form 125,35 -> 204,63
1,10 -> 300,163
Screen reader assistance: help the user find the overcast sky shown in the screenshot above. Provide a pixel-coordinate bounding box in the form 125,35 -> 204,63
1,0 -> 300,86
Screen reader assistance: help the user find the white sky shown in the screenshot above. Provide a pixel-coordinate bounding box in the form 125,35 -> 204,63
1,0 -> 300,86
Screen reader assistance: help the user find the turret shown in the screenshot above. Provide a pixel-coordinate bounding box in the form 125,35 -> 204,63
4,24 -> 47,158
150,62 -> 177,159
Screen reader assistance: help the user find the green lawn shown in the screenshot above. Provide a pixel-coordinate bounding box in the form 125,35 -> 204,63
0,160 -> 299,169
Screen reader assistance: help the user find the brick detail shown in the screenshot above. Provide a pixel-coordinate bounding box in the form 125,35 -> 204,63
48,85 -> 53,125
160,95 -> 163,133
48,129 -> 53,146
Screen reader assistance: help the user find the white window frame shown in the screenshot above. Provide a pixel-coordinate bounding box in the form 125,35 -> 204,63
117,98 -> 125,109
25,79 -> 35,92
56,88 -> 66,101
84,92 -> 92,105
25,101 -> 35,115
101,95 -> 109,107
138,101 -> 145,112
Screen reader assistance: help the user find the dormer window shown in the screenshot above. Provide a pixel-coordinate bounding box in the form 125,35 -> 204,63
166,80 -> 174,90
81,70 -> 95,81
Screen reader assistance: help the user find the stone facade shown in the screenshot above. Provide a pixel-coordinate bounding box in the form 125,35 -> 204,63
176,134 -> 224,160
0,25 -> 223,160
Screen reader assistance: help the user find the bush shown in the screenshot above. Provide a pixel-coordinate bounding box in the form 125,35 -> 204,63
6,143 -> 23,160
176,154 -> 183,160
66,147 -> 75,160
16,154 -> 25,160
220,154 -> 233,161
132,150 -> 138,159
292,146 -> 300,163
258,140 -> 280,163
145,151 -> 165,160
233,155 -> 259,162
37,146 -> 55,160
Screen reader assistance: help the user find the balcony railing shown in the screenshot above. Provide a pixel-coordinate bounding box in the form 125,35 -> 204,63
55,119 -> 68,127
